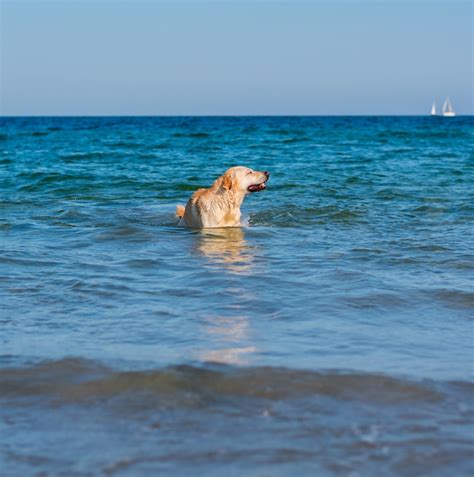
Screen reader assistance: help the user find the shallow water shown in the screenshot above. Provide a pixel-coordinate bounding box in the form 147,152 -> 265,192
1,116 -> 473,475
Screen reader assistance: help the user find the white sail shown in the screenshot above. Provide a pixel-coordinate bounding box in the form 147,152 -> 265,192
431,102 -> 436,115
442,97 -> 456,117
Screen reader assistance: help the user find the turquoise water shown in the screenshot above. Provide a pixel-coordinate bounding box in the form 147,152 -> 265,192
1,116 -> 473,475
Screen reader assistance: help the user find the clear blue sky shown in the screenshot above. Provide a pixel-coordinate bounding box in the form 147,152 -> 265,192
1,0 -> 472,115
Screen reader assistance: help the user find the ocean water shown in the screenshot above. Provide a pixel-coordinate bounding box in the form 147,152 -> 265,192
0,116 -> 473,476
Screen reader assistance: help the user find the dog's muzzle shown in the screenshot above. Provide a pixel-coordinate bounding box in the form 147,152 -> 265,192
248,171 -> 270,193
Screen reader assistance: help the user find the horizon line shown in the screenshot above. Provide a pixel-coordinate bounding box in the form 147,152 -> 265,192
1,114 -> 472,118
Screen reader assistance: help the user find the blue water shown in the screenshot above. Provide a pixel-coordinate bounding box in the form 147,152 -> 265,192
1,116 -> 473,476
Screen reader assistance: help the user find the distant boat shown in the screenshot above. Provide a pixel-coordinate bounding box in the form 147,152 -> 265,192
431,102 -> 437,116
442,97 -> 456,117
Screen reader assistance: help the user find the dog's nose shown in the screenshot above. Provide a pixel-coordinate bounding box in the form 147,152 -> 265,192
264,171 -> 270,178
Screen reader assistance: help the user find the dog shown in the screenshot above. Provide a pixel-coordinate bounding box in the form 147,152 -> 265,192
176,166 -> 270,228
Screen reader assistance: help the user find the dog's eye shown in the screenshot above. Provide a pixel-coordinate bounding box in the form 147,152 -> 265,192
247,170 -> 253,175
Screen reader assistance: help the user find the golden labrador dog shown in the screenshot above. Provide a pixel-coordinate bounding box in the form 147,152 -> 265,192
176,166 -> 270,228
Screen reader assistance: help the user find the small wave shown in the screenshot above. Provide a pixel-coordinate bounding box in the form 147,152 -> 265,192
252,205 -> 365,227
0,358 -> 459,407
92,225 -> 153,242
17,172 -> 95,192
0,255 -> 59,267
268,128 -> 306,136
30,131 -> 50,137
172,132 -> 210,138
281,137 -> 310,144
345,175 -> 373,185
175,183 -> 205,191
16,131 -> 50,137
109,141 -> 144,149
424,152 -> 461,159
271,182 -> 300,190
151,142 -> 169,149
1,358 -> 472,477
375,189 -> 408,200
121,258 -> 160,269
377,130 -> 470,140
412,204 -> 450,213
330,209 -> 364,221
344,292 -> 411,309
58,151 -> 110,162
425,288 -> 474,309
414,244 -> 451,252
385,147 -> 416,154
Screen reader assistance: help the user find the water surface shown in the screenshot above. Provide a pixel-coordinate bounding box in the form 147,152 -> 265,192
1,116 -> 473,476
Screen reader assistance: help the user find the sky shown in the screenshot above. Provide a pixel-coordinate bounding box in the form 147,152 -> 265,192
1,0 -> 472,115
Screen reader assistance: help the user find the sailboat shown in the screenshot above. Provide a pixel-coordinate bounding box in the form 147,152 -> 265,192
442,97 -> 456,117
431,102 -> 437,116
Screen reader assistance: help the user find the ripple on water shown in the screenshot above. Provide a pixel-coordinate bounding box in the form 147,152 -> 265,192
253,205 -> 367,227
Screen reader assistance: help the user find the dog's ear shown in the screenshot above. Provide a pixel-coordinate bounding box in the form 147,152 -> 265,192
222,172 -> 233,190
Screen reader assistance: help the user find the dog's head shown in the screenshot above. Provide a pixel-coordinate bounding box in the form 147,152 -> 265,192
220,166 -> 270,194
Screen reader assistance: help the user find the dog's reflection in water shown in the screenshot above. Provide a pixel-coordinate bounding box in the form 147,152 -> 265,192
197,227 -> 254,274
195,228 -> 258,365
198,315 -> 257,366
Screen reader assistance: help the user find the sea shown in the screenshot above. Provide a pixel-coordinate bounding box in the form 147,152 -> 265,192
0,116 -> 473,476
